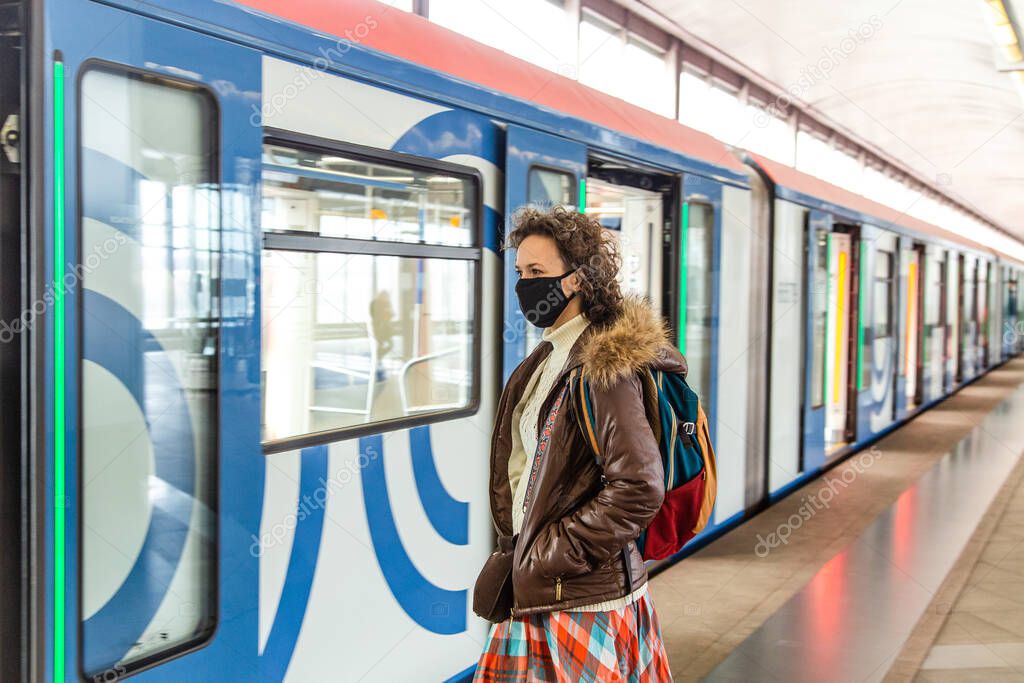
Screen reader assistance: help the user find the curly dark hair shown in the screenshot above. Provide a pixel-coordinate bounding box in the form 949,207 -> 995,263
505,205 -> 624,327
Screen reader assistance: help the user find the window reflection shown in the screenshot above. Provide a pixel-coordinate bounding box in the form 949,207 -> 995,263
873,251 -> 894,339
261,251 -> 475,441
262,143 -> 473,246
260,142 -> 479,446
684,202 -> 714,401
527,167 -> 574,208
79,68 -> 218,676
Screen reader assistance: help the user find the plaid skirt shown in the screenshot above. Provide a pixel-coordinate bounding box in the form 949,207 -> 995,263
473,589 -> 673,682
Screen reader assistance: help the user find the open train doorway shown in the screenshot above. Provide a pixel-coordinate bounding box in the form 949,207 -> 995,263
584,157 -> 677,314
823,226 -> 859,453
904,244 -> 924,409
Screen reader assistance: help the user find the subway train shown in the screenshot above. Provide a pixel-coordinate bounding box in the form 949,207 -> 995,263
1,0 -> 1022,681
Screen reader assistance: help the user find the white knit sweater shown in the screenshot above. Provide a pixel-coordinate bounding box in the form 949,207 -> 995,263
508,312 -> 647,613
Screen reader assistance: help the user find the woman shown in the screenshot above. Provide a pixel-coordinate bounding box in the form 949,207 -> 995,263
473,206 -> 684,682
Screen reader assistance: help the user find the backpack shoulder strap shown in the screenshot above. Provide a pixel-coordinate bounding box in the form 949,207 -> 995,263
567,366 -> 637,591
569,366 -> 663,460
694,402 -> 718,532
638,368 -> 663,444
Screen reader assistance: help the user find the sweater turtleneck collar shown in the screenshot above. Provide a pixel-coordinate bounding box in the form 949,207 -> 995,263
541,311 -> 590,352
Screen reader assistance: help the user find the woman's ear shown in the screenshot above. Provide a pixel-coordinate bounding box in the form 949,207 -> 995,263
563,267 -> 581,295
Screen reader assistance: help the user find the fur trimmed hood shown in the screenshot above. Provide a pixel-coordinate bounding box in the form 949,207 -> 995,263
577,294 -> 686,389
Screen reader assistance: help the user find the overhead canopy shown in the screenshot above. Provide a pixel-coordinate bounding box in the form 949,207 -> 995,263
639,0 -> 1024,240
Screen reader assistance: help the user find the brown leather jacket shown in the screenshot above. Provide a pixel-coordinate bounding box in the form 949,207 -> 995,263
486,295 -> 688,616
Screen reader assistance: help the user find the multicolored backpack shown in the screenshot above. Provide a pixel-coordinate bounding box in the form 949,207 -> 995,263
567,365 -> 717,560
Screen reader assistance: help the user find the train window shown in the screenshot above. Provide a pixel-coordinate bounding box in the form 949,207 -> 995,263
527,166 -> 575,208
858,241 -> 871,392
260,139 -> 481,451
809,229 -> 829,408
873,251 -> 894,338
522,167 -> 574,354
682,202 -> 714,400
262,142 -> 474,247
78,67 -> 218,676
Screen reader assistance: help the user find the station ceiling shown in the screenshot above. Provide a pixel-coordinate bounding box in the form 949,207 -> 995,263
638,0 -> 1024,240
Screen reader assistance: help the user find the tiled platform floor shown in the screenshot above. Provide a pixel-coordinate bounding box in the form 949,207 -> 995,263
913,455 -> 1024,682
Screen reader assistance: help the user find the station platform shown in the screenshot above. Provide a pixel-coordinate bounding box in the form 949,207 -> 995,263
650,358 -> 1024,683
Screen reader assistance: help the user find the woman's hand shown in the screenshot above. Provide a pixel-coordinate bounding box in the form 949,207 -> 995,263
526,372 -> 665,578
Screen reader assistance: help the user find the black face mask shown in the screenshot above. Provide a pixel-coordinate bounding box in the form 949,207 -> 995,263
515,269 -> 577,328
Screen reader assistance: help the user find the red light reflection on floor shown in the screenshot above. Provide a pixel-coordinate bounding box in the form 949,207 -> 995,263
891,485 -> 918,570
804,548 -> 849,670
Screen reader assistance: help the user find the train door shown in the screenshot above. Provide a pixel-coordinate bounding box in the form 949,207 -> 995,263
503,125 -> 586,379
1018,268 -> 1024,354
0,5 -> 24,680
767,201 -> 807,496
1006,269 -> 1019,358
801,215 -> 860,465
679,171 -> 763,529
677,185 -> 717,413
960,254 -> 977,380
946,251 -> 960,389
1016,268 -> 1024,355
48,4 -> 263,681
936,251 -> 949,394
979,260 -> 990,368
922,247 -> 946,402
860,229 -> 898,436
1000,267 -> 1009,359
992,266 -> 1005,363
824,229 -> 855,451
803,211 -> 831,470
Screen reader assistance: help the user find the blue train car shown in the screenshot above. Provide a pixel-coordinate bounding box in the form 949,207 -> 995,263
746,152 -> 1019,498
